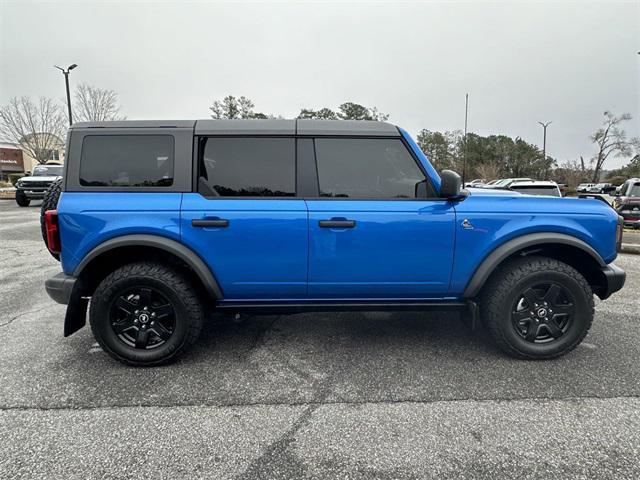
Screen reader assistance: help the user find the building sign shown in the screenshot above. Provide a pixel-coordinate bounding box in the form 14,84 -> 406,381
0,148 -> 24,173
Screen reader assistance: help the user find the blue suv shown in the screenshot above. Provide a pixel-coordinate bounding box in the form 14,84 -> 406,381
43,119 -> 625,366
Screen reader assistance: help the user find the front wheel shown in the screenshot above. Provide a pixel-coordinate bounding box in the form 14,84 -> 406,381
480,256 -> 594,359
90,262 -> 203,366
15,191 -> 30,207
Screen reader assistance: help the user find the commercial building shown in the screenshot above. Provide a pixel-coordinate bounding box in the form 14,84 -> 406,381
0,133 -> 65,181
0,143 -> 24,181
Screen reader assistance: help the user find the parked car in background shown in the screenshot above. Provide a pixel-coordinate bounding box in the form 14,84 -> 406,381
577,183 -> 596,193
464,178 -> 486,188
485,178 -> 533,189
509,180 -> 562,197
614,178 -> 640,228
15,163 -> 64,207
588,183 -> 617,195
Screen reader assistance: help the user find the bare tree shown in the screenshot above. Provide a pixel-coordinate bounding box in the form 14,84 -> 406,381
0,96 -> 66,164
554,159 -> 590,189
590,111 -> 635,182
74,83 -> 125,122
475,159 -> 502,181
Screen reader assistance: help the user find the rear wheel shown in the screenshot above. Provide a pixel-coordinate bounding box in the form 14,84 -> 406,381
481,256 -> 594,359
15,191 -> 30,207
90,262 -> 203,366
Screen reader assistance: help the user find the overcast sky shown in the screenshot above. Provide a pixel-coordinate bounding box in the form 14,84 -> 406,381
1,0 -> 638,167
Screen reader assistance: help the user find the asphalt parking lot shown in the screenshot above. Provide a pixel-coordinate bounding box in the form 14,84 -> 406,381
1,199 -> 639,479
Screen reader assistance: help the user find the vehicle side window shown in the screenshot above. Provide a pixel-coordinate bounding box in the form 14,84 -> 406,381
80,135 -> 174,187
199,137 -> 295,197
314,138 -> 428,198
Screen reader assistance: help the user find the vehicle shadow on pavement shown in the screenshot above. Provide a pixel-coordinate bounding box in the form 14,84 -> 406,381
3,301 -> 639,410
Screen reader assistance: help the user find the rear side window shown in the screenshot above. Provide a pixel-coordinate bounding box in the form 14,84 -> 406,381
314,138 -> 427,198
80,135 -> 174,187
199,137 -> 295,197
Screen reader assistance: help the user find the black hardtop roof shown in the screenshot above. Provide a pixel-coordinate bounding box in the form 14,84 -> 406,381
71,119 -> 400,137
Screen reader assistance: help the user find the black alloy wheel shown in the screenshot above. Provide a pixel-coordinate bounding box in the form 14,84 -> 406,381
511,282 -> 575,344
110,286 -> 176,349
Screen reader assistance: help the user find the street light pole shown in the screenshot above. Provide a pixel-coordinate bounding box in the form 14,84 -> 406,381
54,64 -> 77,125
538,121 -> 552,179
463,93 -> 469,185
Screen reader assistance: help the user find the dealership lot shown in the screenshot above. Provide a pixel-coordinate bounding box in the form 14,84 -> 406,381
0,200 -> 639,479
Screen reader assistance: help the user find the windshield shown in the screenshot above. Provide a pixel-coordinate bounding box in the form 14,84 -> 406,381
510,186 -> 561,197
32,165 -> 63,177
629,183 -> 640,197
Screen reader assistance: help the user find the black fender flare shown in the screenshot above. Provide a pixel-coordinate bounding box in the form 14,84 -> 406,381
74,234 -> 223,299
462,232 -> 606,298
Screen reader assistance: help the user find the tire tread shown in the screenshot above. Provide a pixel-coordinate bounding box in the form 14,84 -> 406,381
40,178 -> 63,260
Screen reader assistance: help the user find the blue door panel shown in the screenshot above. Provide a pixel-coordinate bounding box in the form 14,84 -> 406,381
180,194 -> 308,299
306,200 -> 456,298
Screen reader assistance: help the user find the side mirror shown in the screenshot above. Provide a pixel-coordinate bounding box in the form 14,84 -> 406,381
415,180 -> 429,198
440,170 -> 462,199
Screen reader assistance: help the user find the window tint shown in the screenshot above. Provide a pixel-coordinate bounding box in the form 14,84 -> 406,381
314,138 -> 426,198
80,135 -> 174,187
200,137 -> 295,197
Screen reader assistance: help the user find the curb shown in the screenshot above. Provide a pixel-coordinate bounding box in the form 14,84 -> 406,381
621,243 -> 640,255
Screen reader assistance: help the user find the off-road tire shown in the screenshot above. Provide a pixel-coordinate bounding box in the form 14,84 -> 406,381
40,178 -> 63,260
15,191 -> 30,207
480,256 -> 594,359
90,262 -> 204,367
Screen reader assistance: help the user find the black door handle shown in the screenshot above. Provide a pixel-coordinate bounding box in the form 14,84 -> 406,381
319,219 -> 356,228
192,218 -> 229,228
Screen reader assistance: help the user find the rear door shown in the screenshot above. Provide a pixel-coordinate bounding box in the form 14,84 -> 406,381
181,136 -> 308,300
305,137 -> 456,299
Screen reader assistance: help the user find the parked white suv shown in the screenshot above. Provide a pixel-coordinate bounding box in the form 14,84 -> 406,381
15,164 -> 64,207
577,183 -> 596,193
509,180 -> 562,197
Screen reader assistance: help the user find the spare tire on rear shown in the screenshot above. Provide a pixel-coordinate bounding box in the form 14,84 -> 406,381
40,178 -> 63,261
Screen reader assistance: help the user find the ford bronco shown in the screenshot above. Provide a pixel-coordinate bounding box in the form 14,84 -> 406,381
15,163 -> 64,206
43,119 -> 625,366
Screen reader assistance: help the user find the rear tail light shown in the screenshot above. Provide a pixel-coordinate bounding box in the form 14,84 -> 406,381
616,215 -> 623,252
45,209 -> 61,255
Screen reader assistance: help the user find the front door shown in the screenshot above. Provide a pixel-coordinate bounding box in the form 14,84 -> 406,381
306,137 -> 456,299
181,137 -> 308,300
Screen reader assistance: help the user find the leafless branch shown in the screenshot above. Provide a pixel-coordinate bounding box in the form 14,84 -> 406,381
0,97 -> 66,164
73,83 -> 126,122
